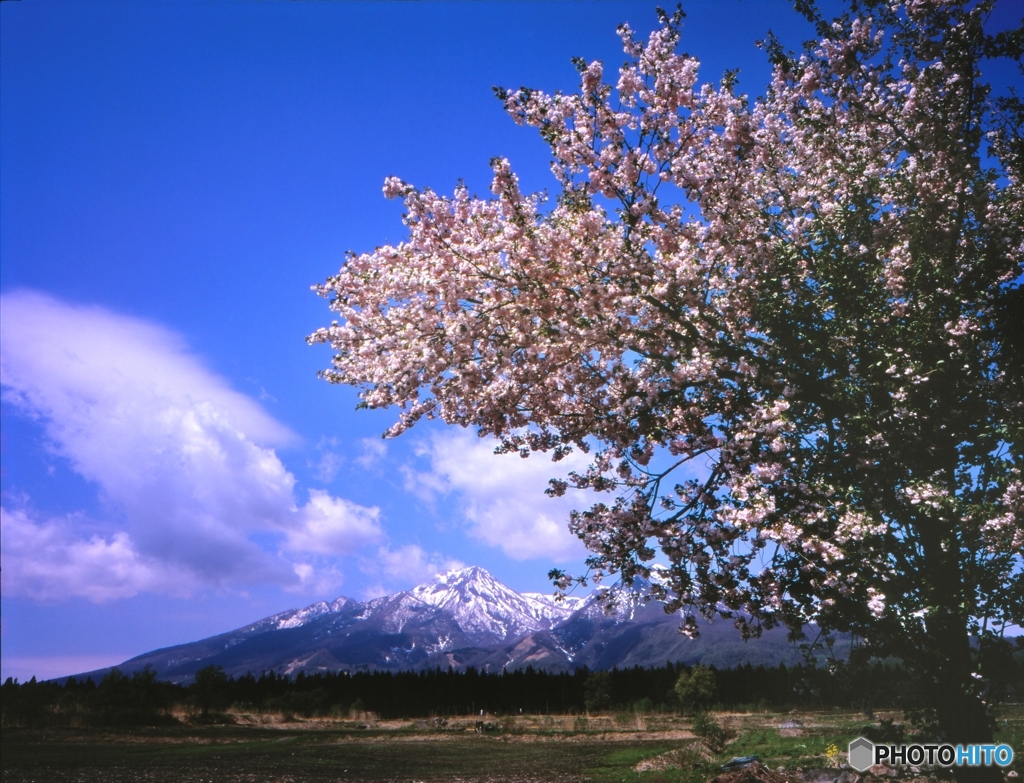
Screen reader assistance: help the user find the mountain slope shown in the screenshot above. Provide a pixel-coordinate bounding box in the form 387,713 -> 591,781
66,566 -> 838,683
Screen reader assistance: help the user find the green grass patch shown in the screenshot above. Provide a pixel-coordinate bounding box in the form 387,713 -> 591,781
585,745 -> 718,783
726,728 -> 845,767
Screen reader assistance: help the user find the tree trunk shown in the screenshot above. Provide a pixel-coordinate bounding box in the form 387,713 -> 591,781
925,573 -> 1000,783
918,515 -> 1002,783
933,669 -> 1000,782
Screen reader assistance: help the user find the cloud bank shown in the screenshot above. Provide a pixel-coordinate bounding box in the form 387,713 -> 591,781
358,544 -> 467,599
0,291 -> 384,602
405,431 -> 591,562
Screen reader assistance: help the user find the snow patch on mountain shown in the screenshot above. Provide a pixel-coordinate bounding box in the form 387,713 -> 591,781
269,596 -> 353,630
522,592 -> 586,616
275,601 -> 330,629
408,566 -> 571,642
73,563 -> 838,685
242,568 -> 589,641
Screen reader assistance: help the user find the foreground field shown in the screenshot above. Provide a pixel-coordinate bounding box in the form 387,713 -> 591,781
3,708 -> 1021,783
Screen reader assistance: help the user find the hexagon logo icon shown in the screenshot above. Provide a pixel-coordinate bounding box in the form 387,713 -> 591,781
848,737 -> 874,772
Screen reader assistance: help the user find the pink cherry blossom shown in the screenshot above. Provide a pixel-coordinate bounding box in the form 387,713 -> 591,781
312,0 -> 1022,762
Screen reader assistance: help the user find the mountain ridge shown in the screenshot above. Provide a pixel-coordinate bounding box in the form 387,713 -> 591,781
63,566 -> 842,684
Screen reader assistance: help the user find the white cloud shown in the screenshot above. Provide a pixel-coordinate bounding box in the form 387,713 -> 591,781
313,450 -> 344,483
401,461 -> 449,507
371,544 -> 465,585
310,437 -> 385,483
356,437 -> 387,469
0,291 -> 383,601
0,506 -> 189,603
290,561 -> 347,597
358,582 -> 391,601
310,436 -> 344,483
285,490 -> 383,555
406,430 -> 592,561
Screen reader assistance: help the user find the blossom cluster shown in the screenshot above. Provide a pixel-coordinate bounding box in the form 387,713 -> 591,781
312,1 -> 1022,648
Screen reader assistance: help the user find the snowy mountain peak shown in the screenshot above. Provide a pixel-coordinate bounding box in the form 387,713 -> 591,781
274,594 -> 356,629
580,573 -> 663,621
413,565 -> 496,597
88,564 -> 822,684
250,595 -> 354,632
407,566 -> 577,642
522,592 -> 587,614
427,565 -> 492,589
231,568 -> 588,650
330,596 -> 353,612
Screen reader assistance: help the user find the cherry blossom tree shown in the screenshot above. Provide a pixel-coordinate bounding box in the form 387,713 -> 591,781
311,0 -> 1022,767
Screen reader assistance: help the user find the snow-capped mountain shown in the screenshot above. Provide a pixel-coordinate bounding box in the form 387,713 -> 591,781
408,566 -> 574,639
522,591 -> 587,618
251,567 -> 582,644
263,597 -> 353,631
68,566 -> 829,683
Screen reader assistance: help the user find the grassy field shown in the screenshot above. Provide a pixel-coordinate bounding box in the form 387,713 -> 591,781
3,706 -> 1021,783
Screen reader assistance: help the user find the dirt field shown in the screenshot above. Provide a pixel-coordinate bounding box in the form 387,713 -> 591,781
2,708 -> 1021,783
1,723 -> 676,783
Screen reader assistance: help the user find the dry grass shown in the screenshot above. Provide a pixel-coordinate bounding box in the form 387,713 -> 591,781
2,706 -> 1020,783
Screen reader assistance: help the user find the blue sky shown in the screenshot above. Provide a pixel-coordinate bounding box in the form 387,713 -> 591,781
2,0 -> 1017,683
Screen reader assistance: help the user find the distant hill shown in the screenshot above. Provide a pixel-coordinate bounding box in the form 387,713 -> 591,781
67,566 -> 847,683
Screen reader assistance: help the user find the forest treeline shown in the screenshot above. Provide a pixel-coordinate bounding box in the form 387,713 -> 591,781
4,652 -> 1022,728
